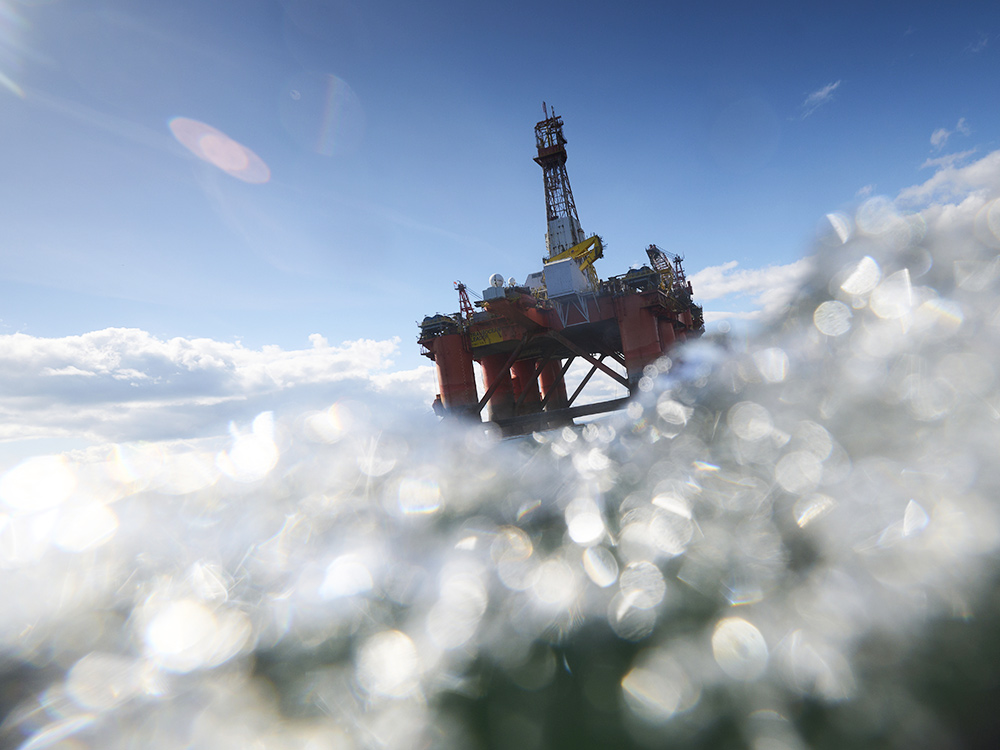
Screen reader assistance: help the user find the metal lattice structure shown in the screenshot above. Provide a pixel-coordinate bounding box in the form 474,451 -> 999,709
533,104 -> 584,257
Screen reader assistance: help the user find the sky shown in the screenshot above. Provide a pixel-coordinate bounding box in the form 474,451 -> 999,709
2,0 -> 1000,455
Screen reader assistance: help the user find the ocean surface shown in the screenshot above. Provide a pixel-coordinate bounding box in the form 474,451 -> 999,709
3,194 -> 1000,748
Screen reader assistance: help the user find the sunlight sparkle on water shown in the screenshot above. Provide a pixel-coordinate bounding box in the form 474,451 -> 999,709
565,497 -> 605,544
825,212 -> 853,244
66,652 -> 145,711
531,558 -> 577,608
840,255 -> 881,295
0,455 -> 76,512
728,402 -> 773,441
320,554 -> 373,599
356,630 -> 420,699
712,617 -> 768,681
7,188 -> 1000,746
620,561 -> 666,608
870,269 -> 913,320
813,300 -> 852,336
217,411 -> 279,482
752,347 -> 789,383
427,561 -> 488,649
398,475 -> 441,515
53,502 -> 118,552
142,599 -> 251,673
622,649 -> 700,724
582,545 -> 619,587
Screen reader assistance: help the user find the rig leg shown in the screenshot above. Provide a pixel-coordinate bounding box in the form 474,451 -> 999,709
539,359 -> 569,411
616,295 -> 662,387
511,359 -> 543,415
429,333 -> 479,416
657,316 -> 677,352
481,352 -> 516,422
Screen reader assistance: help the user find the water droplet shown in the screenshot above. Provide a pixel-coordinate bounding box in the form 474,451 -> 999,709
532,558 -> 577,607
320,554 -> 373,599
794,494 -> 835,528
619,561 -> 666,608
566,498 -> 605,545
582,546 -> 619,587
66,653 -> 142,710
729,402 -> 773,441
903,500 -> 929,536
753,348 -> 789,383
840,256 -> 881,295
712,617 -> 768,681
813,301 -> 852,336
870,269 -> 913,320
775,451 -> 822,493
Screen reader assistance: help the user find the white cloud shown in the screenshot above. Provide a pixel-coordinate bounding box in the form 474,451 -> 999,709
0,329 -> 437,446
929,117 -> 970,150
920,149 -> 977,171
690,258 -> 814,321
897,149 -> 1000,208
801,80 -> 841,118
703,310 -> 764,323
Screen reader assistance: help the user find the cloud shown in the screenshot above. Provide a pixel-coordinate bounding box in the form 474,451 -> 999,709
929,117 -> 970,150
966,33 -> 989,54
0,329 -> 437,446
897,149 -> 1000,208
929,128 -> 949,150
800,80 -> 841,118
889,148 -> 1000,248
690,258 -> 814,321
920,149 -> 977,171
702,309 -> 766,324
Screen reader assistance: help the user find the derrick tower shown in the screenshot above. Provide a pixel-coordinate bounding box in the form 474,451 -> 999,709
418,108 -> 705,436
534,104 -> 584,258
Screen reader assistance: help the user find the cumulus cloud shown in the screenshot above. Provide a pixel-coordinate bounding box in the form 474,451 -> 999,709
929,117 -> 970,150
887,148 -> 1000,252
800,80 -> 841,118
690,258 -> 814,322
897,149 -> 1000,208
0,329 -> 437,446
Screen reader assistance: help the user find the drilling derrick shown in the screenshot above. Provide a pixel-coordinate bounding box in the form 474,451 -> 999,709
534,104 -> 584,258
418,107 -> 704,436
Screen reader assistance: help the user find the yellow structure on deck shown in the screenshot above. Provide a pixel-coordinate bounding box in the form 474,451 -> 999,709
544,235 -> 604,291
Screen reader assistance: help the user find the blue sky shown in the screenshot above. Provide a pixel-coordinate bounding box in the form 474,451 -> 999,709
2,0 -> 999,451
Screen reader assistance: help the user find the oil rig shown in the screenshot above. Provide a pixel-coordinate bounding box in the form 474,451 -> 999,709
418,106 -> 704,435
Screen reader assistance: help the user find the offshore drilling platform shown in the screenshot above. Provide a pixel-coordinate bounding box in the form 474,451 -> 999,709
418,106 -> 704,435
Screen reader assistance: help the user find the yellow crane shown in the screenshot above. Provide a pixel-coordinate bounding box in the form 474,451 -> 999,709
543,234 -> 604,291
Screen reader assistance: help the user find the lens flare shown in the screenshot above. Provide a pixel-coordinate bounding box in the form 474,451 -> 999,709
279,71 -> 365,156
169,117 -> 271,184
